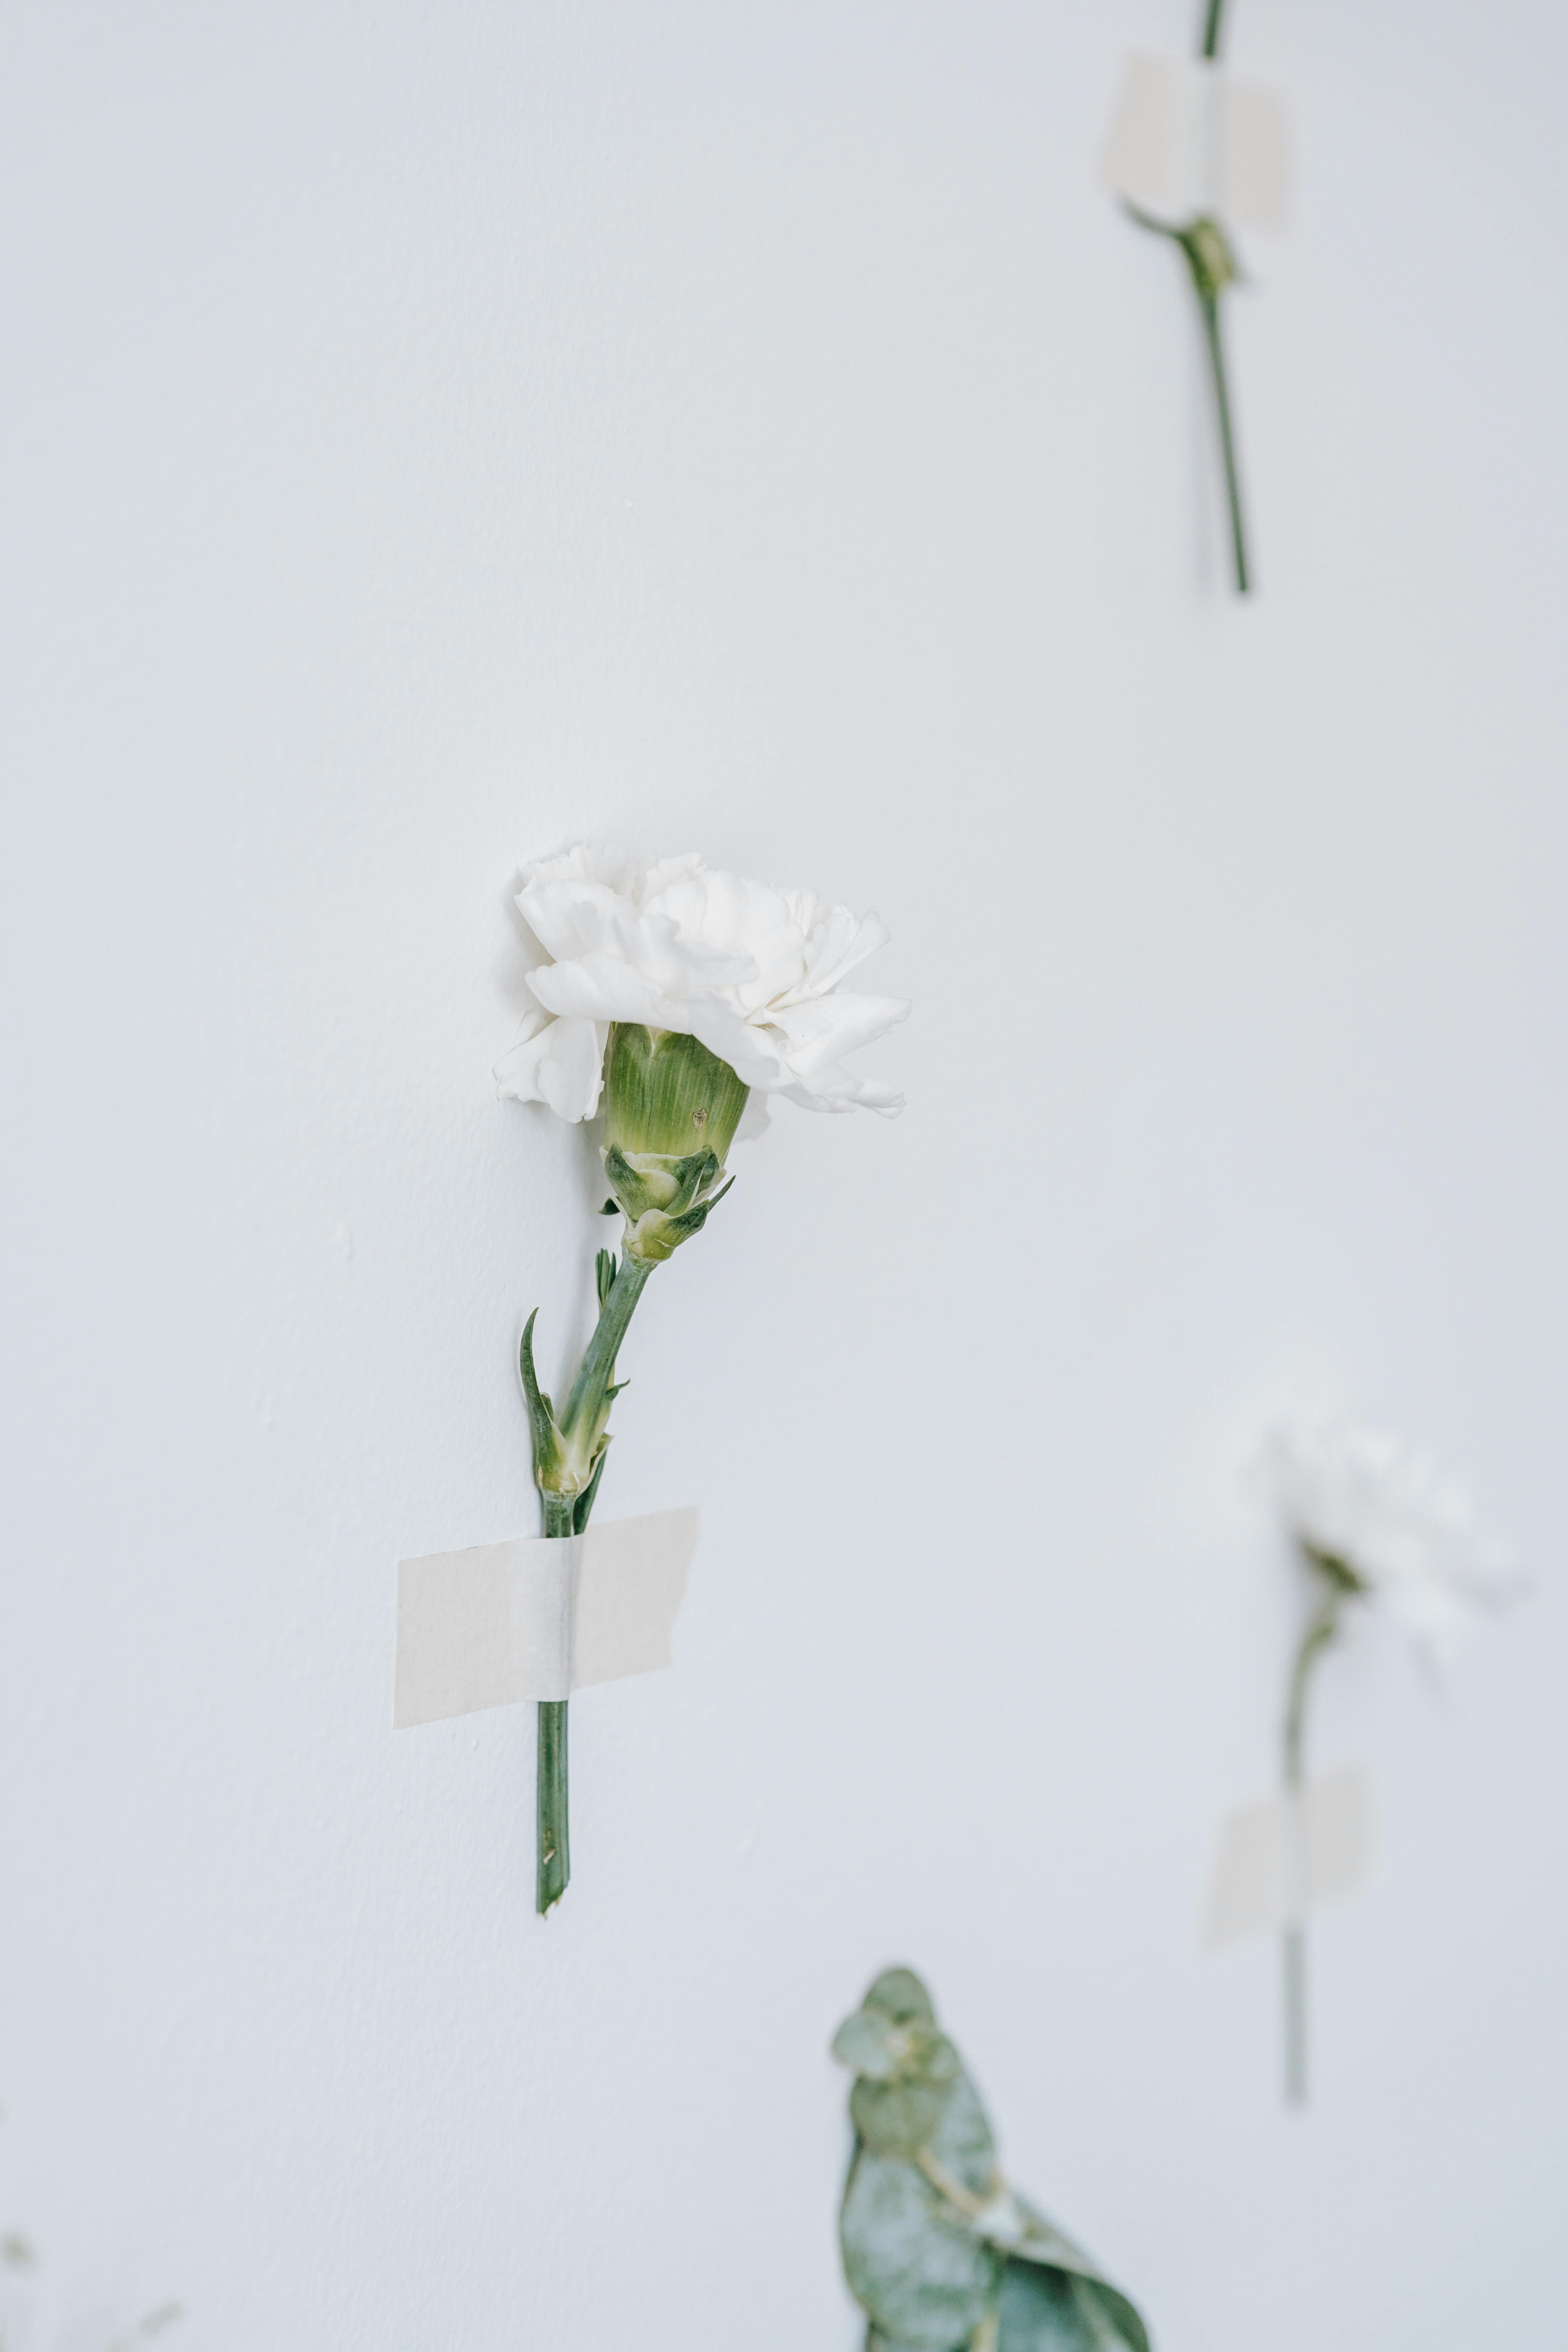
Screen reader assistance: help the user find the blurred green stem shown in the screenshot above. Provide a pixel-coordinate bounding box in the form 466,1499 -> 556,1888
1201,0 -> 1227,60
1125,208 -> 1252,596
1281,1585 -> 1344,2105
1196,289 -> 1250,595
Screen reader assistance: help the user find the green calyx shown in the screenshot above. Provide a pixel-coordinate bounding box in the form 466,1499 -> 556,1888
603,1143 -> 733,1265
604,1022 -> 750,1163
601,1024 -> 745,1263
1301,1543 -> 1367,1600
1122,201 -> 1238,300
1176,212 -> 1239,299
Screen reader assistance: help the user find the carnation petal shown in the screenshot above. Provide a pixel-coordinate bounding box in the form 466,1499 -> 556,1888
537,1014 -> 609,1120
498,839 -> 906,1128
1258,1419 -> 1521,1662
494,1011 -> 606,1120
517,873 -> 646,967
763,989 -> 911,1078
527,953 -> 677,1029
791,904 -> 893,1001
682,996 -> 786,1088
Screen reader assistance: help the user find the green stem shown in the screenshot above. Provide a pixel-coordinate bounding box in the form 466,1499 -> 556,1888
1123,205 -> 1253,598
537,1494 -> 575,1915
1284,1590 -> 1341,1791
1201,0 -> 1227,60
1280,1584 -> 1343,2106
1198,291 -> 1250,595
559,1252 -> 653,1455
531,1249 -> 656,1916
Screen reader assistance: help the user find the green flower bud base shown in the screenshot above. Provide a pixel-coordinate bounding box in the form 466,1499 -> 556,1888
603,1021 -> 750,1165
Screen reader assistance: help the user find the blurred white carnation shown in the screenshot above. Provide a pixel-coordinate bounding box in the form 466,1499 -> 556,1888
494,842 -> 907,1123
1258,1419 -> 1523,1660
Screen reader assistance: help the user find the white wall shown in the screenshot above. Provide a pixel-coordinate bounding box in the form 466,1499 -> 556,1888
4,2 -> 1567,2345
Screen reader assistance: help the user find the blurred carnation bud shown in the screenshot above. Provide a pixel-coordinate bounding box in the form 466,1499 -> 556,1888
601,1024 -> 743,1262
1181,213 -> 1239,296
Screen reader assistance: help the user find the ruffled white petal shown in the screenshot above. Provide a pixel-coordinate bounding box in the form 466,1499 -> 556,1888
493,1009 -> 606,1121
499,840 -> 906,1127
1258,1420 -> 1523,1663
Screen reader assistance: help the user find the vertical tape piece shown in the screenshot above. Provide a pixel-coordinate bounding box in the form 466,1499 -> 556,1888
1202,1766 -> 1373,1947
1098,53 -> 1292,231
392,1507 -> 698,1729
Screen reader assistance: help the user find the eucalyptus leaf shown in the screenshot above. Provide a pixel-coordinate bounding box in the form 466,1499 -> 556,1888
834,2008 -> 905,2082
864,1968 -> 937,2026
1007,2203 -> 1150,2352
904,2026 -> 962,2087
997,2262 -> 1104,2351
867,2337 -> 964,2352
1009,2201 -> 1094,2272
1000,2271 -> 1149,2352
842,2151 -> 1000,2350
1066,2279 -> 1150,2352
924,2071 -> 998,2200
852,2074 -> 952,2161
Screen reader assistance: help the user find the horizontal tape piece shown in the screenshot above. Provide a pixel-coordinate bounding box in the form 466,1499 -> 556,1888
1098,53 -> 1293,231
1202,1766 -> 1372,1947
393,1506 -> 697,1729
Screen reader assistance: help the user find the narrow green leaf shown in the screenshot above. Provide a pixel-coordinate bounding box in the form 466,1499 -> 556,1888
603,1143 -> 660,1223
518,1310 -> 564,1489
664,1172 -> 734,1240
573,1445 -> 609,1534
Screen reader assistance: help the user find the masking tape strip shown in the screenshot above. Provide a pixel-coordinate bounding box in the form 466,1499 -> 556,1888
1098,53 -> 1293,232
393,1506 -> 698,1729
1202,1765 -> 1372,1947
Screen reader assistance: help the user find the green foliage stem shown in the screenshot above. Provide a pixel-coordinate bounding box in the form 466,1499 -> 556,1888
524,1250 -> 655,1915
1123,202 -> 1250,595
518,1032 -> 744,1915
1279,1546 -> 1362,2105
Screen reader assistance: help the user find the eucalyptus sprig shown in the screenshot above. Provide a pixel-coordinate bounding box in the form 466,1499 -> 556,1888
834,1969 -> 1151,2352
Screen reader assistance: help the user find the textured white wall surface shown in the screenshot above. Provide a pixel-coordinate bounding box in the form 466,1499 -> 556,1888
4,2 -> 1567,2345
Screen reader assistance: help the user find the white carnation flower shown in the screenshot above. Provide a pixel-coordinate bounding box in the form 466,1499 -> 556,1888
1258,1419 -> 1523,1661
494,842 -> 908,1123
